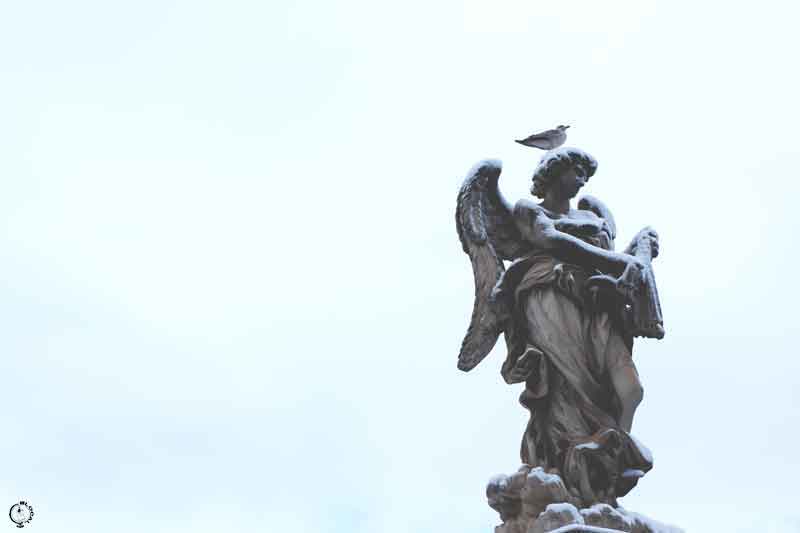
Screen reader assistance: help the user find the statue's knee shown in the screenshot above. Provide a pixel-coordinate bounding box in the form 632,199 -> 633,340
630,383 -> 644,407
621,381 -> 643,409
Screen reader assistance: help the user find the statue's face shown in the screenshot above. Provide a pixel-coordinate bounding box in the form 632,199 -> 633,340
555,165 -> 587,199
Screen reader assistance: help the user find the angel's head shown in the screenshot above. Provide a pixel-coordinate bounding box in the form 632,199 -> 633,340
530,147 -> 598,199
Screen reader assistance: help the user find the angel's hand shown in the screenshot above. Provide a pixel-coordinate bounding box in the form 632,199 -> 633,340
618,254 -> 647,291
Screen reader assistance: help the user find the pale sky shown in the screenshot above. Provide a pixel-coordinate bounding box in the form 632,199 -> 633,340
1,1 -> 799,532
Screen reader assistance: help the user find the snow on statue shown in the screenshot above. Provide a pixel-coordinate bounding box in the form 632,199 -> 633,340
455,129 -> 680,532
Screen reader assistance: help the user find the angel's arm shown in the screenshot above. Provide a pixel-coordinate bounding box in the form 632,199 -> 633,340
513,199 -> 634,277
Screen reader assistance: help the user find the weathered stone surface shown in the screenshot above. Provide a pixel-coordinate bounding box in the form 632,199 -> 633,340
489,468 -> 682,533
619,510 -> 682,533
529,503 -> 584,533
521,468 -> 577,518
581,504 -> 633,531
487,471 -> 524,523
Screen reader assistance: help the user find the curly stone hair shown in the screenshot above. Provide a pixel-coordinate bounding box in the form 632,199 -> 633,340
530,147 -> 598,198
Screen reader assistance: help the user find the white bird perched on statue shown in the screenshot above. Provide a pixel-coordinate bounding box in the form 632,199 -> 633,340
515,125 -> 570,150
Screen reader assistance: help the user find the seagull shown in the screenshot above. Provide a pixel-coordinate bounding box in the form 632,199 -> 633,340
515,125 -> 570,150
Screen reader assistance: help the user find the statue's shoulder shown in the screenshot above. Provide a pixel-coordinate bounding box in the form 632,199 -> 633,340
513,198 -> 546,219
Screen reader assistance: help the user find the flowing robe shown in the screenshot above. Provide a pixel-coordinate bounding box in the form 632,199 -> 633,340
495,223 -> 653,503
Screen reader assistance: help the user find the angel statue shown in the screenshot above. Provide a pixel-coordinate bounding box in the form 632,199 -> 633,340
455,146 -> 665,514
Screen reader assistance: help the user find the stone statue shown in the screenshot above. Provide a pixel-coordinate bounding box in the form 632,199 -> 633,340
456,142 -> 679,532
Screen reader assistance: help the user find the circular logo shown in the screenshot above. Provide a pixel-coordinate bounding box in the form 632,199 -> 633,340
8,501 -> 33,528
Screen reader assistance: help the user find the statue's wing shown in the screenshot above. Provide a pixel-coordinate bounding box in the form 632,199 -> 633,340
578,194 -> 616,244
455,160 -> 528,372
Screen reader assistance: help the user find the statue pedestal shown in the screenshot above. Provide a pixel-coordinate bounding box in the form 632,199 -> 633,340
488,466 -> 682,533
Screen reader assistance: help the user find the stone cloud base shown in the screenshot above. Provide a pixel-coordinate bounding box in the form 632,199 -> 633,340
487,466 -> 682,533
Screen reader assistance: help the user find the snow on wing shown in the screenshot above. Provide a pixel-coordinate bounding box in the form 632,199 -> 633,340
455,160 -> 529,371
577,194 -> 617,242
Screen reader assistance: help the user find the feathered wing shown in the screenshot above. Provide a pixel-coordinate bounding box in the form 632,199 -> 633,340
455,160 -> 529,372
578,194 -> 617,244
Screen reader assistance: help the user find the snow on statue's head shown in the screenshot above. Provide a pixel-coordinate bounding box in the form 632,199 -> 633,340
530,146 -> 598,199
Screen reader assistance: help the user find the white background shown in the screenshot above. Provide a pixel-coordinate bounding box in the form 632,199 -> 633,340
1,0 -> 798,531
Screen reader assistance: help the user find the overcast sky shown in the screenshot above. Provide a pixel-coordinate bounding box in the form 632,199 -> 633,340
1,0 -> 799,532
